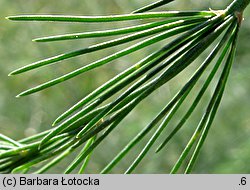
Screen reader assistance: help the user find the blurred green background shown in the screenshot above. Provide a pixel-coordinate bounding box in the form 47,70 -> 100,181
0,0 -> 250,173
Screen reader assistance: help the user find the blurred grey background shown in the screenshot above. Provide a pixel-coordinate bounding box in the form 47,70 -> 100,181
0,0 -> 250,173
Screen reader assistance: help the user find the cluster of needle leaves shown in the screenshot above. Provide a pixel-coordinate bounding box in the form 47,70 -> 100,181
0,0 -> 243,173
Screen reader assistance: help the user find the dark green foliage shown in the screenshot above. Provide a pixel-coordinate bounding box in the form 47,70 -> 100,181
0,0 -> 248,173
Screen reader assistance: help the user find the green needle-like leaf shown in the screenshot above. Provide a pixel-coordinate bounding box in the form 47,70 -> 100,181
7,11 -> 215,22
0,132 -> 70,161
3,0 -> 247,174
41,20 -> 215,145
10,18 -> 202,76
125,88 -> 191,174
18,130 -> 51,144
0,145 -> 16,150
156,21 -> 237,153
64,108 -> 131,173
132,0 -> 175,13
75,30 -> 207,138
102,66 -> 201,173
53,52 -> 168,125
170,22 -> 237,174
0,134 -> 22,147
33,146 -> 72,174
123,21 -> 235,172
16,20 -> 202,97
60,136 -> 97,174
33,18 -> 188,42
0,159 -> 18,172
78,136 -> 96,174
64,28 -> 209,138
77,15 -> 232,139
184,24 -> 239,174
54,14 -> 224,126
73,18 -> 231,172
0,142 -> 40,159
11,137 -> 76,173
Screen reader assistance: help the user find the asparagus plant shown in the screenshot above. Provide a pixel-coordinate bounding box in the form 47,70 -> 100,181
0,0 -> 249,173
